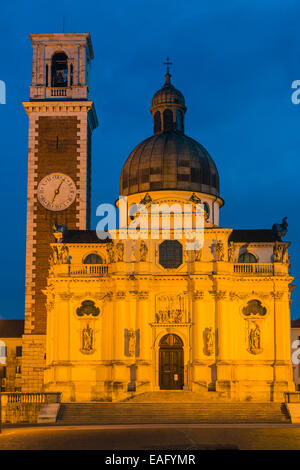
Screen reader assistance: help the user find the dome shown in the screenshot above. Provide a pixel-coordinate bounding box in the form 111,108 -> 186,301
120,131 -> 219,196
120,67 -> 220,198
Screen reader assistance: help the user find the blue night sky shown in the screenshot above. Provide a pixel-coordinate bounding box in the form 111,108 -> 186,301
0,0 -> 299,319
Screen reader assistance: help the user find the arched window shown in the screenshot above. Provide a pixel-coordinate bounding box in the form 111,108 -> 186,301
51,52 -> 68,87
154,111 -> 161,133
203,202 -> 209,220
176,110 -> 183,132
238,252 -> 257,263
83,253 -> 103,264
163,109 -> 173,131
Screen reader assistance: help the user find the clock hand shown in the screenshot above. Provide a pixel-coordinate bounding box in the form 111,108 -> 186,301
51,180 -> 64,204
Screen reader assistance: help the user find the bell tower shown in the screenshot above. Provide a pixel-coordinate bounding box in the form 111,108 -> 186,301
22,33 -> 98,391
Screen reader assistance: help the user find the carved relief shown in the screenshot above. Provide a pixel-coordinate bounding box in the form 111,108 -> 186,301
127,329 -> 136,357
203,327 -> 215,356
155,294 -> 185,323
49,244 -> 70,266
193,244 -> 202,262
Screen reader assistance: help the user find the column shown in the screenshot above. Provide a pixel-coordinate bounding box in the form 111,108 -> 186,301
136,291 -> 152,390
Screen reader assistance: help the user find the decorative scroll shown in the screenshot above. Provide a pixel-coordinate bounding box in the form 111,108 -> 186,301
242,299 -> 266,317
76,300 -> 100,317
140,193 -> 152,205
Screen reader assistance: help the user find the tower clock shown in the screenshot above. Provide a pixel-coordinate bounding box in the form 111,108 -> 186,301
22,33 -> 98,391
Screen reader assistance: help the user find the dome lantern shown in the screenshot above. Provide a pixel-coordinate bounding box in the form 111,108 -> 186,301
150,58 -> 187,135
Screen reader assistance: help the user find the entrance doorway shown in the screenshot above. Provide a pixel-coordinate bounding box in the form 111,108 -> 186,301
159,334 -> 184,390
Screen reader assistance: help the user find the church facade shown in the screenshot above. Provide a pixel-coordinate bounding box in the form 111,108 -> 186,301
21,33 -> 295,402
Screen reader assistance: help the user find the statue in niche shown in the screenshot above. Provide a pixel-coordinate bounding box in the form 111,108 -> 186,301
204,327 -> 215,355
140,240 -> 148,262
282,244 -> 289,263
215,241 -> 225,261
116,240 -> 124,262
59,244 -> 69,264
49,245 -> 59,267
273,241 -> 282,262
228,242 -> 235,262
127,329 -> 136,357
81,323 -> 94,353
248,322 -> 262,354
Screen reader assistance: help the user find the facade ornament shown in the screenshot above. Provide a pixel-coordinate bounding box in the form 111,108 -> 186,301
115,291 -> 126,300
137,290 -> 149,300
127,329 -> 136,357
59,292 -> 74,301
49,244 -> 70,266
248,321 -> 262,355
204,327 -> 215,356
213,290 -> 226,300
271,291 -> 284,300
140,193 -> 152,205
215,241 -> 225,261
81,322 -> 94,354
52,222 -> 67,243
273,241 -> 282,262
116,240 -> 124,262
76,300 -> 100,317
139,240 -> 148,262
228,242 -> 235,262
189,193 -> 201,204
242,299 -> 266,317
193,290 -> 204,300
106,243 -> 115,263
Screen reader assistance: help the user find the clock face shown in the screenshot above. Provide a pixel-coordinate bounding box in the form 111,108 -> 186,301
37,173 -> 76,211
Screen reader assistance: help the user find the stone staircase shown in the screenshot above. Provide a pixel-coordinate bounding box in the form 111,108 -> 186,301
57,401 -> 290,425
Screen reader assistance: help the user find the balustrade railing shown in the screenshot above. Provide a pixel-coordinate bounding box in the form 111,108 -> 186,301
233,263 -> 274,275
1,392 -> 61,404
54,264 -> 108,276
50,88 -> 67,97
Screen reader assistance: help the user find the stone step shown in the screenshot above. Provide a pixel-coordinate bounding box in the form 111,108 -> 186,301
57,403 -> 290,425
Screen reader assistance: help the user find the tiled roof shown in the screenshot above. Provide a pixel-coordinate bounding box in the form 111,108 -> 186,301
0,319 -> 24,338
229,229 -> 280,243
62,230 -> 112,244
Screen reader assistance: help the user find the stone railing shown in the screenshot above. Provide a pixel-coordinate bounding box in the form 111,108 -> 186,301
0,392 -> 61,424
233,263 -> 274,276
50,87 -> 68,97
54,264 -> 109,277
